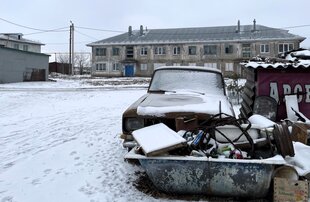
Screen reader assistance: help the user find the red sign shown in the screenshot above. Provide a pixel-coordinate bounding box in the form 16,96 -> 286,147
256,68 -> 310,121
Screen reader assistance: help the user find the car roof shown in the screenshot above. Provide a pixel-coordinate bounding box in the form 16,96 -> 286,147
155,66 -> 222,74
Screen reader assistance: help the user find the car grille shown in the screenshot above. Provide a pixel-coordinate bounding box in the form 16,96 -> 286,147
144,118 -> 176,131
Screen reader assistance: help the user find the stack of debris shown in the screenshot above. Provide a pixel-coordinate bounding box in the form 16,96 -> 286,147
127,112 -> 310,199
131,112 -> 297,160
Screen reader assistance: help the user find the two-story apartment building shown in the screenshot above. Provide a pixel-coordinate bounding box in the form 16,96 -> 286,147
87,20 -> 306,77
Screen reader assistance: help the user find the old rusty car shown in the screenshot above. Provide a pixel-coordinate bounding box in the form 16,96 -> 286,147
121,66 -> 235,149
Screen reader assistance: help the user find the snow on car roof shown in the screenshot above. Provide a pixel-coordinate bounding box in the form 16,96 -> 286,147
155,66 -> 222,73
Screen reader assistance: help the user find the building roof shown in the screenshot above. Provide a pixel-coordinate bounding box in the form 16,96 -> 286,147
0,33 -> 44,45
88,24 -> 306,46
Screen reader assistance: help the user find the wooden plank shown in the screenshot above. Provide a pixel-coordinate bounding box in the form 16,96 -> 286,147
274,177 -> 309,202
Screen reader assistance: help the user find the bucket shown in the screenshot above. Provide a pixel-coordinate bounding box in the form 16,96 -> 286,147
273,165 -> 299,181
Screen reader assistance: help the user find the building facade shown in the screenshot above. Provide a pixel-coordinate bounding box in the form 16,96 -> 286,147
88,20 -> 306,77
0,33 -> 43,53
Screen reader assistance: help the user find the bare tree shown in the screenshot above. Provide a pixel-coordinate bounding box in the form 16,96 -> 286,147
56,53 -> 70,64
56,53 -> 91,75
75,53 -> 90,75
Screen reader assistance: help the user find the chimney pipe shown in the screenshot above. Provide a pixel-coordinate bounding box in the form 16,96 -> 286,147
253,19 -> 256,32
128,26 -> 132,37
236,20 -> 240,33
140,25 -> 143,36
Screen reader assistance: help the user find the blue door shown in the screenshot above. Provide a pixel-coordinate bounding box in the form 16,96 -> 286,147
125,65 -> 134,77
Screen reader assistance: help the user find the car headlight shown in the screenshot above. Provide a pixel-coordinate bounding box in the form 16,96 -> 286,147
125,118 -> 144,131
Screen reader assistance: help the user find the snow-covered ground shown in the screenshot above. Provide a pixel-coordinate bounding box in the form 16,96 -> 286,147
3,77 -> 242,202
0,78 -> 161,202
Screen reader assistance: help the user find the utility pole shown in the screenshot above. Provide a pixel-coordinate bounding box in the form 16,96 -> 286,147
69,23 -> 72,75
69,21 -> 74,75
71,22 -> 74,75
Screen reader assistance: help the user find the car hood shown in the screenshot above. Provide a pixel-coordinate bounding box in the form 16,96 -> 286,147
137,92 -> 234,117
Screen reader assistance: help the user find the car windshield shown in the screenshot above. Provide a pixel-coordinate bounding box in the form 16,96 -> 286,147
149,68 -> 225,95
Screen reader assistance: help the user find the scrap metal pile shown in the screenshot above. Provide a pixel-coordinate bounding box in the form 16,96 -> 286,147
132,112 -> 299,159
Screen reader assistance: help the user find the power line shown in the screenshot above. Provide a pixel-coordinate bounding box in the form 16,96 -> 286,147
0,17 -> 67,32
75,26 -> 125,33
2,16 -> 309,47
75,29 -> 99,40
24,28 -> 69,36
2,15 -> 310,36
281,24 -> 310,29
46,41 -> 92,45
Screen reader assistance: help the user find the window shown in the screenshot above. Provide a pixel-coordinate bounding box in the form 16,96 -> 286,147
95,48 -> 106,56
260,44 -> 270,53
225,63 -> 234,71
204,63 -> 217,69
95,63 -> 107,71
278,43 -> 294,53
188,46 -> 196,55
140,63 -> 148,71
112,63 -> 120,71
149,69 -> 225,96
173,46 -> 181,55
112,47 -> 119,56
154,47 -> 166,55
14,44 -> 19,50
126,46 -> 134,58
225,45 -> 233,54
23,45 -> 28,51
204,45 -> 217,55
242,44 -> 251,58
140,47 -> 148,56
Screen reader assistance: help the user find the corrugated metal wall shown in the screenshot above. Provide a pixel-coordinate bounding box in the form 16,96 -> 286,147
0,47 -> 49,83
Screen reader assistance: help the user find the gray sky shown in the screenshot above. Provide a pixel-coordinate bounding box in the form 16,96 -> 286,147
1,0 -> 310,54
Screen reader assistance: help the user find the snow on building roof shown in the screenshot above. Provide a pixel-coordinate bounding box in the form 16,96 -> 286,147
88,24 -> 306,46
0,33 -> 44,45
242,49 -> 310,69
